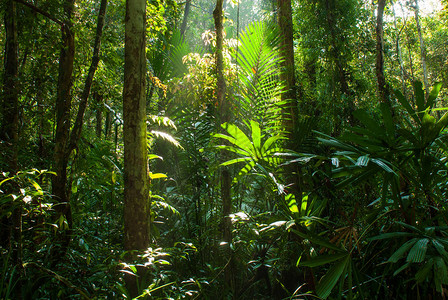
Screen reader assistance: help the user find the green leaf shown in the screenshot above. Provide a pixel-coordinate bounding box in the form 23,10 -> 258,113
426,82 -> 442,109
30,180 -> 44,196
300,252 -> 349,268
215,145 -> 251,157
414,81 -> 425,114
286,193 -> 299,214
388,238 -> 418,263
148,154 -> 163,160
221,122 -> 253,153
220,157 -> 251,167
434,257 -> 448,291
368,232 -> 413,241
316,255 -> 350,299
150,130 -> 182,149
407,238 -> 429,263
395,89 -> 420,124
370,158 -> 396,174
415,259 -> 434,283
250,120 -> 262,158
356,155 -> 370,167
393,262 -> 411,276
353,109 -> 383,137
291,228 -> 342,252
261,135 -> 285,154
380,102 -> 394,138
432,239 -> 448,261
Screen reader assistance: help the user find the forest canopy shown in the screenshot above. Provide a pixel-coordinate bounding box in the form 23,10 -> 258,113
1,0 -> 448,298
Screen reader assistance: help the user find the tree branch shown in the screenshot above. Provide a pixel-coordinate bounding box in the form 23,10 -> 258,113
13,0 -> 64,26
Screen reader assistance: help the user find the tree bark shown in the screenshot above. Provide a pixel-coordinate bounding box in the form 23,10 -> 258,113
391,0 -> 408,94
1,0 -> 21,273
180,0 -> 192,36
413,0 -> 429,97
277,0 -> 297,135
123,0 -> 149,295
95,92 -> 103,138
213,0 -> 234,291
51,0 -> 75,266
68,0 -> 108,153
1,0 -> 19,154
375,0 -> 393,109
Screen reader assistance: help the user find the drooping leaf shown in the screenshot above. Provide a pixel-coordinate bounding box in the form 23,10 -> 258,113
388,238 -> 418,263
415,259 -> 434,283
368,232 -> 413,241
291,228 -> 342,252
414,81 -> 425,115
407,238 -> 429,263
299,252 -> 349,268
395,89 -> 420,124
370,158 -> 396,174
316,255 -> 350,299
393,262 -> 411,276
353,109 -> 383,137
426,82 -> 442,109
432,239 -> 448,261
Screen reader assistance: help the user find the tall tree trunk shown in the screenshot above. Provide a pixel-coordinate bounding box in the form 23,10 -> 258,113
51,0 -> 75,266
1,0 -> 19,161
375,0 -> 393,110
95,92 -> 103,138
180,0 -> 191,36
1,0 -> 21,276
105,108 -> 112,139
68,0 -> 108,153
213,0 -> 233,291
324,0 -> 355,126
413,0 -> 429,97
391,0 -> 408,94
123,0 -> 149,295
277,0 -> 297,135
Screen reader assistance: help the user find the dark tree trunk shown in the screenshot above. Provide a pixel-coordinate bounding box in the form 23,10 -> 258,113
213,0 -> 234,291
1,0 -> 21,275
1,0 -> 19,155
68,0 -> 108,153
105,109 -> 112,139
277,0 -> 297,134
51,0 -> 75,266
376,0 -> 393,109
180,0 -> 191,36
123,0 -> 149,295
95,92 -> 103,138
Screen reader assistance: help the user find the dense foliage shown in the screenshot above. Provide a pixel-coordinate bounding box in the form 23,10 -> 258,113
1,0 -> 448,299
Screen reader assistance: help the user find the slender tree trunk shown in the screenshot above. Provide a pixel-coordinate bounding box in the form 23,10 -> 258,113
213,0 -> 233,291
413,0 -> 429,97
1,0 -> 21,280
375,0 -> 393,110
51,0 -> 75,266
391,0 -> 408,94
180,0 -> 191,36
324,0 -> 355,125
68,0 -> 108,153
105,108 -> 112,139
95,92 -> 103,138
277,0 -> 297,134
123,0 -> 149,295
1,0 -> 19,157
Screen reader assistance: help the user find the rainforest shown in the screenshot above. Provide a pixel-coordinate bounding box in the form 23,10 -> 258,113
1,0 -> 448,298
